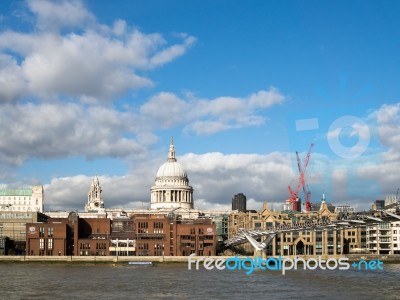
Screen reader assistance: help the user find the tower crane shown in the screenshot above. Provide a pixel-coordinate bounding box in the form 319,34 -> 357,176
288,143 -> 314,212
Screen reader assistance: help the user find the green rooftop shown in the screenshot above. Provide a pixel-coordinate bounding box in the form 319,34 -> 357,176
0,189 -> 32,196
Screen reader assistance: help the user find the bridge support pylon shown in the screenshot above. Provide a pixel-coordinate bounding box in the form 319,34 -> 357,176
253,250 -> 267,259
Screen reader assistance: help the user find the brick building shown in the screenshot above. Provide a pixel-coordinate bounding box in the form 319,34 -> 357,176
112,214 -> 216,256
26,212 -> 111,256
26,212 -> 216,256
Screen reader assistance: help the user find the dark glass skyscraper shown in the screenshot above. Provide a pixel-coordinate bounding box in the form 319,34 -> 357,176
232,193 -> 247,212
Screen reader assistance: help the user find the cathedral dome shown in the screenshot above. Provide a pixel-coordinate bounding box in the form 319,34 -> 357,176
155,138 -> 187,179
150,138 -> 194,210
156,161 -> 187,178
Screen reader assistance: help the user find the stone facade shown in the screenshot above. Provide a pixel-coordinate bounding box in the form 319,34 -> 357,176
0,186 -> 44,213
85,176 -> 105,213
229,202 -> 367,256
150,139 -> 193,210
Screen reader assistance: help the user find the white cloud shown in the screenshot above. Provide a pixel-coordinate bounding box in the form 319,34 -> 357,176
140,92 -> 189,127
0,103 -> 145,165
42,151 -> 295,211
27,0 -> 95,32
248,87 -> 285,108
0,1 -> 196,102
45,171 -> 156,211
34,139 -> 400,212
181,152 -> 295,205
377,103 -> 400,151
351,122 -> 370,140
0,54 -> 27,102
140,87 -> 285,135
150,35 -> 196,66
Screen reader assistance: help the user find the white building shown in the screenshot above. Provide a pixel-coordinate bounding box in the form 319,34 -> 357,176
392,221 -> 400,254
367,220 -> 400,254
0,186 -> 44,212
150,138 -> 194,210
334,205 -> 355,214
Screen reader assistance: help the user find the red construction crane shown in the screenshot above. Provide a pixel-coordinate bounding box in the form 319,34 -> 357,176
287,143 -> 314,212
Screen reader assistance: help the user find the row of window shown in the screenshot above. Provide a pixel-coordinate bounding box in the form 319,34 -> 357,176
0,196 -> 32,201
38,227 -> 53,237
39,238 -> 53,250
0,199 -> 39,206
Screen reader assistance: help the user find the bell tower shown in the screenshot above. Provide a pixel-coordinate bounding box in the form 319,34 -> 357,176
85,176 -> 105,212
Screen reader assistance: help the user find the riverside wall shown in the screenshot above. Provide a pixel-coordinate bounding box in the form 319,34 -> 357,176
1,254 -> 400,263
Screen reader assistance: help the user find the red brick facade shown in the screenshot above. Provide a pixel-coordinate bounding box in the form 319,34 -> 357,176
26,213 -> 216,256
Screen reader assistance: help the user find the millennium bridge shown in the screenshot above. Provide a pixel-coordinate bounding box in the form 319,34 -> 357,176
225,208 -> 400,252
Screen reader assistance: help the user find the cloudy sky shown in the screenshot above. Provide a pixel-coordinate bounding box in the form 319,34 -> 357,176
0,0 -> 399,212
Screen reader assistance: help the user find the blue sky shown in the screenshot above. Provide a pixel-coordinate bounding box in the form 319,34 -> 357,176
0,0 -> 399,211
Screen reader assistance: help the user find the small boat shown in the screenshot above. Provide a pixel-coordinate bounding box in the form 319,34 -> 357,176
128,261 -> 153,266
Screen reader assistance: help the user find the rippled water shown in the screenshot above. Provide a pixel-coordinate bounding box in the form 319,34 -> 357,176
1,262 -> 399,299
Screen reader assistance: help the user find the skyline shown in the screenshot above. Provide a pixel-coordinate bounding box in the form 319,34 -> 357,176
0,0 -> 399,211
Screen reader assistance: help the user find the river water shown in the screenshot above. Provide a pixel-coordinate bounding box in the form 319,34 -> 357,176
0,262 -> 399,299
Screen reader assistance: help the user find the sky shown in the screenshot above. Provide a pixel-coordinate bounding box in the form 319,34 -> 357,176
0,0 -> 399,212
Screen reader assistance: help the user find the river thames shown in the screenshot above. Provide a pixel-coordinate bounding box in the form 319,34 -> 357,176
1,262 -> 399,299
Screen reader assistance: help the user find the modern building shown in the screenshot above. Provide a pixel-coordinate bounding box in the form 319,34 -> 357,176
0,186 -> 44,213
213,214 -> 229,242
150,138 -> 194,210
232,193 -> 246,212
0,211 -> 48,255
367,220 -> 400,255
371,200 -> 385,210
282,198 -> 302,212
0,237 -> 10,255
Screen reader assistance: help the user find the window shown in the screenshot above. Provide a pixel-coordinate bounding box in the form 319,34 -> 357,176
138,243 -> 149,256
190,228 -> 195,234
39,227 -> 44,237
154,222 -> 164,234
39,238 -> 45,249
138,222 -> 148,234
48,239 -> 53,250
48,227 -> 53,238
